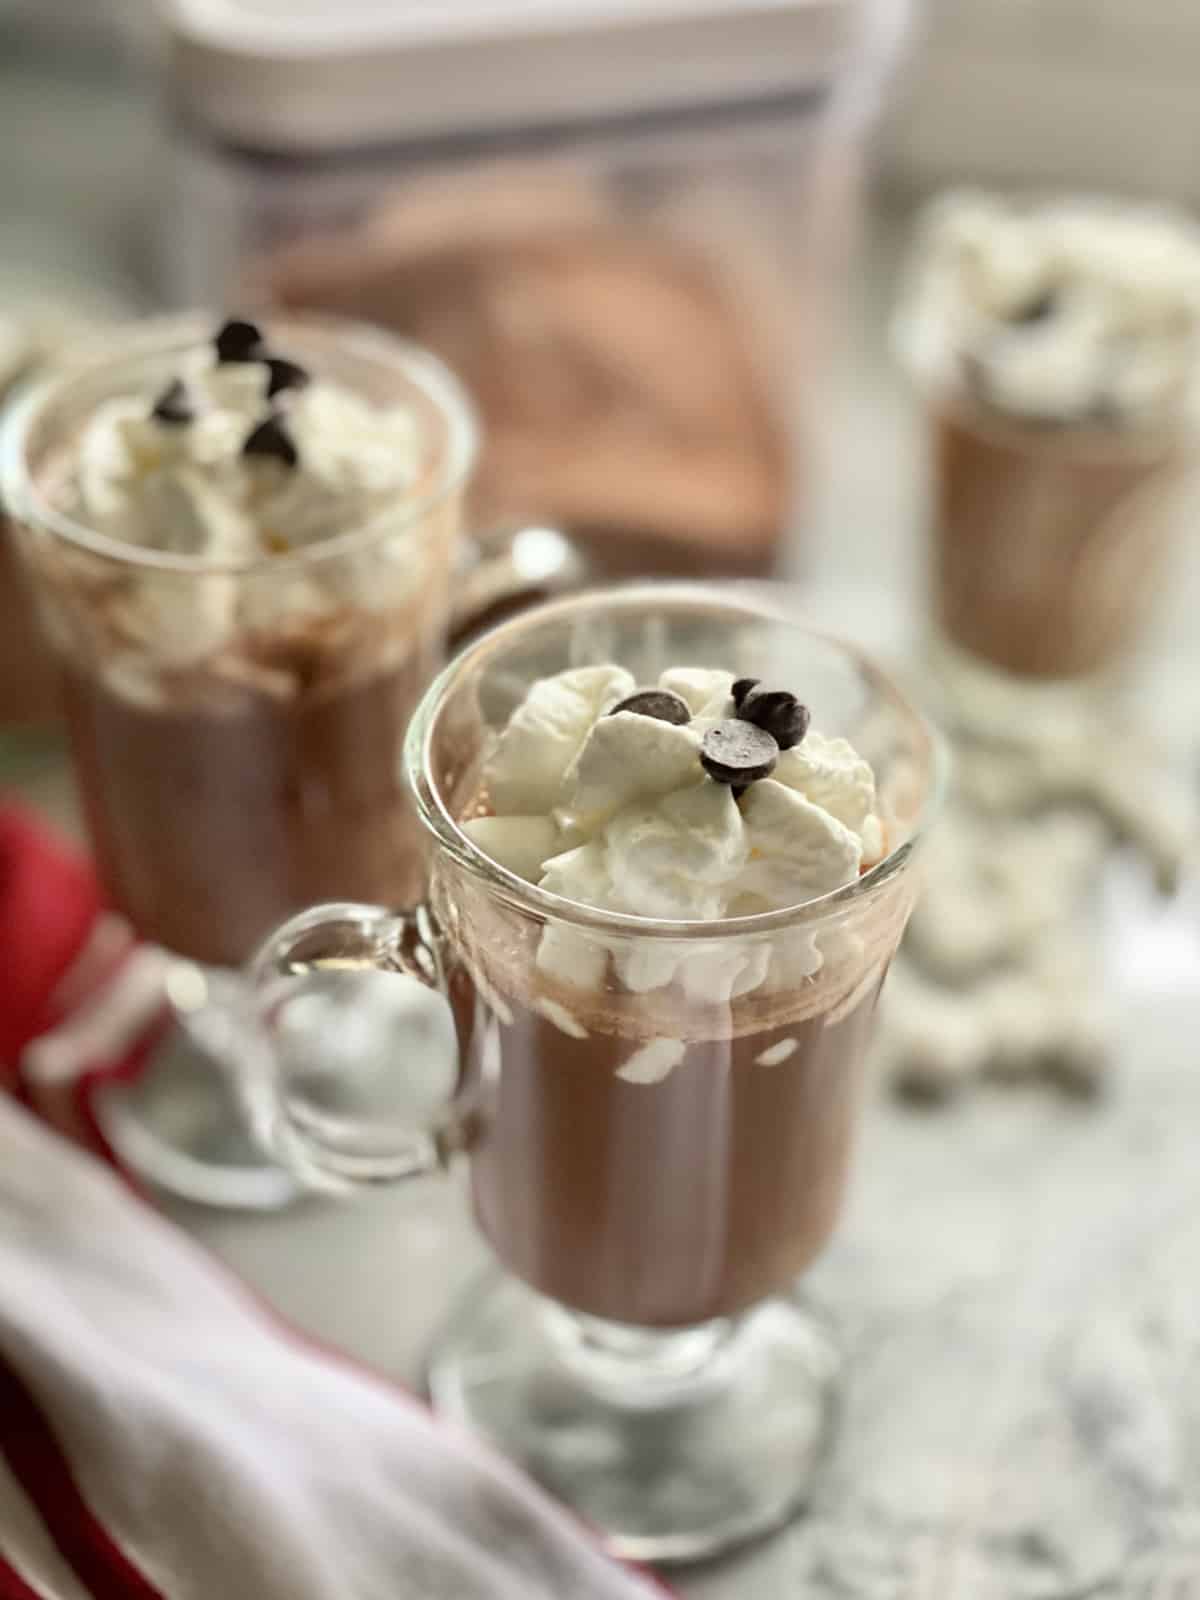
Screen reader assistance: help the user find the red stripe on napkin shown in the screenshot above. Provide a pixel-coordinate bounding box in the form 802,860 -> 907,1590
0,809 -> 102,1084
0,1553 -> 53,1600
0,1350 -> 166,1600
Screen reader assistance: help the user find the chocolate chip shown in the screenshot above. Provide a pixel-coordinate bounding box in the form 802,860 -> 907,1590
265,357 -> 310,399
731,677 -> 759,710
150,378 -> 192,426
738,686 -> 810,751
1008,288 -> 1058,326
214,318 -> 266,364
700,719 -> 778,787
242,413 -> 298,468
608,689 -> 691,725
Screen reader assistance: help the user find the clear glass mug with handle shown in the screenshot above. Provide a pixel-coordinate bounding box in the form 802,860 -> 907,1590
245,583 -> 943,1562
0,312 -> 581,1208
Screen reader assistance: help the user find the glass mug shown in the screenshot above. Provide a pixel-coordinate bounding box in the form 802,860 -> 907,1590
246,584 -> 943,1561
0,312 -> 579,1207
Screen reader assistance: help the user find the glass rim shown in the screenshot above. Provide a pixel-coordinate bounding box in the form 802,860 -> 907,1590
405,581 -> 948,941
0,309 -> 480,578
919,375 -> 1192,464
890,311 -> 1195,465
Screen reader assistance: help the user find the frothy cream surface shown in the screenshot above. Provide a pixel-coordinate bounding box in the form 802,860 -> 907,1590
896,192 -> 1200,429
72,343 -> 422,561
462,663 -> 885,1004
51,322 -> 428,667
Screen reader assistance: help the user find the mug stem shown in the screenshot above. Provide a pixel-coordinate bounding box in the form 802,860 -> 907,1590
426,1269 -> 841,1563
545,1305 -> 739,1403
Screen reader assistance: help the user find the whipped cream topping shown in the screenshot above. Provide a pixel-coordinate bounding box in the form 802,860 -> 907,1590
895,192 -> 1200,429
56,322 -> 426,666
462,664 -> 885,1002
74,339 -> 422,561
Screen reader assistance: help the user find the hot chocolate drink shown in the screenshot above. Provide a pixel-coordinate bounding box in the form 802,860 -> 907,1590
244,588 -> 938,1557
896,194 -> 1200,679
454,964 -> 889,1327
62,632 -> 430,967
20,317 -> 458,965
931,401 -> 1176,678
448,661 -> 906,1328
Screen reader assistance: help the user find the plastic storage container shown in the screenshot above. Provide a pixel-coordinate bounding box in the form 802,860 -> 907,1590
158,0 -> 907,579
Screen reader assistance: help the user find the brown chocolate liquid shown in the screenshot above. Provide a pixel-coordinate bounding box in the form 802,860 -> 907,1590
0,520 -> 58,724
934,405 -> 1174,678
452,966 -> 885,1328
63,658 -> 426,967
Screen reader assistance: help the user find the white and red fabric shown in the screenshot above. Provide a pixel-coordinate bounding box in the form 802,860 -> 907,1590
0,806 -> 169,1166
0,805 -> 669,1600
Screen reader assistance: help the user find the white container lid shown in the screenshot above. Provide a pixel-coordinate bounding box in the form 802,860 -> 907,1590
160,0 -> 885,153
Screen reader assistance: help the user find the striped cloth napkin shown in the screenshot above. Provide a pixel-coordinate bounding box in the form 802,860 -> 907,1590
0,805 -> 668,1600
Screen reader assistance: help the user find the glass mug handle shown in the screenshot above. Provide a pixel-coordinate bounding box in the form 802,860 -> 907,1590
244,902 -> 471,1193
449,523 -> 588,648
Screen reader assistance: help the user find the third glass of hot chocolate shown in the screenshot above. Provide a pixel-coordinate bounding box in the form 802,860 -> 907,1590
895,193 -> 1200,684
247,584 -> 942,1561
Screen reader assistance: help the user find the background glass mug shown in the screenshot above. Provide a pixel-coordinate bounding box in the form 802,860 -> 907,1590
0,312 -> 579,1207
246,584 -> 942,1562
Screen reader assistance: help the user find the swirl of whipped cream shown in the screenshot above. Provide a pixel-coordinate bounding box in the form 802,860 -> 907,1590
76,345 -> 422,559
895,191 -> 1200,429
462,664 -> 885,999
63,327 -> 426,664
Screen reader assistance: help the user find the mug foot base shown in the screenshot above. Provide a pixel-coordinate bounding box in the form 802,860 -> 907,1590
95,1020 -> 298,1212
426,1270 -> 839,1565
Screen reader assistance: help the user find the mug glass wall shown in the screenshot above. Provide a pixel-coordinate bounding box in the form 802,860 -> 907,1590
249,584 -> 942,1561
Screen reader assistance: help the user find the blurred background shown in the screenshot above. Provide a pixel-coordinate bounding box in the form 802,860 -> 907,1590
4,4 -> 1200,1591
7,0 -> 1200,690
3,1 -> 1198,570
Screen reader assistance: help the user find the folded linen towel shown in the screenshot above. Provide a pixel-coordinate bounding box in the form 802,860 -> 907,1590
0,1095 -> 668,1599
